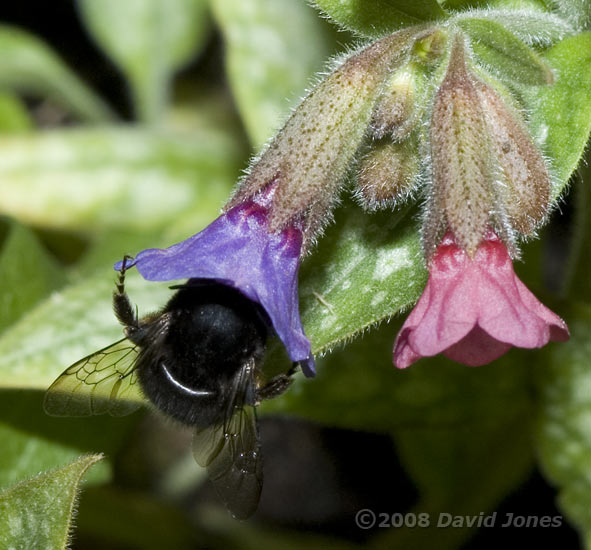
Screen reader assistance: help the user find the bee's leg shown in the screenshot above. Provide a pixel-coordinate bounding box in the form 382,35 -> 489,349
256,363 -> 298,402
113,255 -> 139,331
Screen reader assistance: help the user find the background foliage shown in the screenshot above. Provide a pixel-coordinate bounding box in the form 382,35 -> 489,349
0,1 -> 589,549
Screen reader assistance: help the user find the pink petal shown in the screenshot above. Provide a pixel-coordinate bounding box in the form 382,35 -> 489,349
472,241 -> 548,347
392,230 -> 569,368
513,277 -> 569,342
406,242 -> 478,356
393,327 -> 423,368
443,326 -> 512,366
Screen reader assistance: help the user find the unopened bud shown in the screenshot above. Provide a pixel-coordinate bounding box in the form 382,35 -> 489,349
370,67 -> 416,140
476,81 -> 551,235
412,28 -> 447,65
425,34 -> 493,257
357,140 -> 419,208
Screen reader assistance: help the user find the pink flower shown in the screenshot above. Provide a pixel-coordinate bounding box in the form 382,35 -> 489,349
393,231 -> 569,368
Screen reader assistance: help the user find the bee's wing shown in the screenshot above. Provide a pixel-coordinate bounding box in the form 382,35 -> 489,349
192,365 -> 262,519
43,338 -> 144,417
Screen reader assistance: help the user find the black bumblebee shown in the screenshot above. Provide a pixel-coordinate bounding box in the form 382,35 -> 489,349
44,256 -> 295,519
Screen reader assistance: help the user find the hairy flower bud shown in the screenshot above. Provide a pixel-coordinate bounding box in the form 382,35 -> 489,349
476,81 -> 551,235
425,34 -> 493,257
370,67 -> 417,140
370,30 -> 447,142
228,28 -> 422,240
356,140 -> 419,208
412,28 -> 447,65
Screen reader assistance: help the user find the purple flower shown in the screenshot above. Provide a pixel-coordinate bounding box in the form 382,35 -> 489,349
116,198 -> 315,377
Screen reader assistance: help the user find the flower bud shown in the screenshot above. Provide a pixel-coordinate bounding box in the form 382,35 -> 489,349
476,80 -> 551,235
412,28 -> 448,65
370,67 -> 417,140
425,34 -> 493,257
356,139 -> 419,208
370,30 -> 447,142
228,28 -> 422,239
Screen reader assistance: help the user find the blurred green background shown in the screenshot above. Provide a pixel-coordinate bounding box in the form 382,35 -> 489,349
0,1 -> 589,549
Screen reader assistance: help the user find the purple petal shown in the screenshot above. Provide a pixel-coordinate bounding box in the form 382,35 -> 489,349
116,202 -> 315,377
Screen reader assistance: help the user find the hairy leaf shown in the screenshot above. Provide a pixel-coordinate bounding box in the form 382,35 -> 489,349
452,9 -> 574,46
550,0 -> 591,30
312,0 -> 445,37
0,454 -> 103,550
299,205 -> 426,357
524,33 -> 591,198
459,18 -> 554,85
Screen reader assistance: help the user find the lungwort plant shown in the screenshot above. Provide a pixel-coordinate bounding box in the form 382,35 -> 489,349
0,0 -> 590,548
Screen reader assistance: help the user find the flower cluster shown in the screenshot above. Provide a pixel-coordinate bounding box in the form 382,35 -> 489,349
391,34 -> 569,367
120,25 -> 568,375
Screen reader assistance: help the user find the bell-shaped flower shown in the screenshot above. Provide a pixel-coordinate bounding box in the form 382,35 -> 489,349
393,231 -> 569,368
116,198 -> 315,377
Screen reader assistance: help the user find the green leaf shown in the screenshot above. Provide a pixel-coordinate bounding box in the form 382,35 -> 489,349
536,305 -> 591,546
78,0 -> 211,123
0,127 -> 243,233
0,261 -> 170,394
440,0 -> 489,9
210,0 -> 333,147
444,0 -> 554,12
0,454 -> 103,550
0,93 -> 31,133
0,218 -> 66,333
300,204 -> 426,358
312,0 -> 445,38
265,310 -> 532,430
524,32 -> 591,198
0,25 -> 114,123
459,18 -> 554,85
454,9 -> 575,47
551,0 -> 591,30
